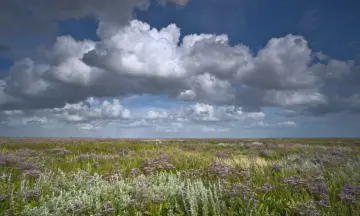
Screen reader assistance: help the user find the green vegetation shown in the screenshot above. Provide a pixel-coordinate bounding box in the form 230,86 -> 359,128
0,138 -> 360,215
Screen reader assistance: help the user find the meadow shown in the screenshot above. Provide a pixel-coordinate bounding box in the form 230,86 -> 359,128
0,137 -> 360,216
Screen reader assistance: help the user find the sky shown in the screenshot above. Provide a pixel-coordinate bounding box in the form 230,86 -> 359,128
0,0 -> 359,138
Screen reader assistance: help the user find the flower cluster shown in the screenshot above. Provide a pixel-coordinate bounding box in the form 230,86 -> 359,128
215,152 -> 230,159
18,161 -> 44,170
119,147 -> 132,156
257,183 -> 276,193
77,153 -> 120,161
25,189 -> 41,199
180,169 -> 203,177
207,161 -> 232,178
226,182 -> 259,206
282,176 -> 303,186
339,184 -> 360,203
259,149 -> 270,157
142,154 -> 175,174
44,148 -> 71,155
129,168 -> 141,176
291,202 -> 320,216
23,169 -> 41,177
272,164 -> 282,171
15,148 -> 39,157
102,201 -> 115,213
304,173 -> 329,207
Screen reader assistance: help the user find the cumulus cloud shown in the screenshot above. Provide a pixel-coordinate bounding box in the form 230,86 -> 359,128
0,98 -> 269,132
0,98 -> 130,129
0,18 -> 359,117
279,121 -> 297,126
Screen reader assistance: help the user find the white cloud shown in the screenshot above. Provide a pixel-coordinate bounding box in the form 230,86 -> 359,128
279,121 -> 297,126
200,126 -> 230,133
22,117 -> 48,125
77,123 -> 100,130
0,98 -> 271,132
0,19 -> 359,117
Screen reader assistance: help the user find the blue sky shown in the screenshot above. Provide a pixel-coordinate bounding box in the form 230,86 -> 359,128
0,0 -> 359,137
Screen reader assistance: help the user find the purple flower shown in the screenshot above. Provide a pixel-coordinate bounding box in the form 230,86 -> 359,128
23,169 -> 41,177
16,148 -> 38,157
46,148 -> 71,155
257,183 -> 275,193
266,143 -> 279,149
216,152 -> 230,159
283,176 -> 302,185
207,161 -> 232,178
292,202 -> 320,216
272,164 -> 282,171
226,183 -> 259,204
339,184 -> 360,203
181,169 -> 202,177
119,147 -> 130,156
142,154 -> 175,173
25,189 -> 40,198
103,201 -> 112,209
106,208 -> 115,213
129,168 -> 140,176
73,203 -> 87,213
18,161 -> 43,170
259,150 -> 269,157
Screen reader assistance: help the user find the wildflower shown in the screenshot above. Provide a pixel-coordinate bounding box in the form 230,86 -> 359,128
18,161 -> 43,170
142,154 -> 175,174
266,143 -> 279,149
23,169 -> 41,177
226,183 -> 259,205
181,169 -> 202,177
257,183 -> 275,193
272,164 -> 282,171
207,161 -> 232,177
304,174 -> 328,195
106,208 -> 115,213
330,149 -> 344,157
316,195 -> 329,208
283,176 -> 303,186
119,147 -> 131,156
129,168 -> 140,176
291,202 -> 320,216
103,201 -> 112,210
46,147 -> 71,155
26,189 -> 40,198
215,152 -> 230,159
339,184 -> 360,203
143,166 -> 155,174
259,150 -> 269,157
16,148 -> 38,157
73,203 -> 88,213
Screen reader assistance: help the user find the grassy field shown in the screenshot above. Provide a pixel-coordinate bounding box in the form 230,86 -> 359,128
0,138 -> 360,215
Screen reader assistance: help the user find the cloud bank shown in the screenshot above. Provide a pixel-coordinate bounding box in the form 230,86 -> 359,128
1,20 -> 359,114
0,0 -> 359,137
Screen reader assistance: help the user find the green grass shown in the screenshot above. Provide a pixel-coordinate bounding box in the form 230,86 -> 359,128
0,138 -> 360,215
